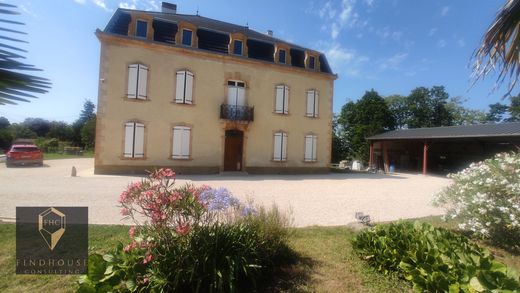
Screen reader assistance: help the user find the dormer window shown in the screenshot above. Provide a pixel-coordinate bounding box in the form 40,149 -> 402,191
279,49 -> 286,64
309,56 -> 316,70
233,40 -> 243,55
136,20 -> 147,38
182,29 -> 192,46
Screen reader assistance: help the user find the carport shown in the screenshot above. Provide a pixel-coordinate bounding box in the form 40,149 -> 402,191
367,122 -> 520,175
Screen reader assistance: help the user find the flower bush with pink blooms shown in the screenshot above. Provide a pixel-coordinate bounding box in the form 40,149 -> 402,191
78,169 -> 292,293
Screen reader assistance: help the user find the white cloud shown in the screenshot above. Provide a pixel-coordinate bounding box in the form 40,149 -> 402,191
119,1 -> 137,9
457,38 -> 466,47
19,4 -> 37,17
317,42 -> 369,76
379,52 -> 408,70
74,0 -> 87,4
363,0 -> 374,6
318,0 -> 370,40
437,39 -> 447,48
93,0 -> 112,12
441,6 -> 450,17
428,28 -> 437,37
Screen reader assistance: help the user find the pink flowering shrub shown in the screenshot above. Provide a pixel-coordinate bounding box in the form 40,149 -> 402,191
79,168 -> 291,293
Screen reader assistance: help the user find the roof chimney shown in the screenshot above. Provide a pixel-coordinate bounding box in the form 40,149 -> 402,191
162,2 -> 177,14
267,30 -> 273,37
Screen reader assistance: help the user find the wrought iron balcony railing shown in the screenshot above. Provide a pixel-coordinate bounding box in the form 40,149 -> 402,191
220,104 -> 254,122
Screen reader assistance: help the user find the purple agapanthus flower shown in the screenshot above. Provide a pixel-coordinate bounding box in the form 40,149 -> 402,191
200,187 -> 240,211
241,205 -> 258,216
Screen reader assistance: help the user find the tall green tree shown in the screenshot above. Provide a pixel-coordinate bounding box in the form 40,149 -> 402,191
331,115 -> 350,163
72,99 -> 96,146
338,90 -> 395,162
446,97 -> 487,125
487,102 -> 509,122
0,116 -> 12,150
81,118 -> 96,149
406,86 -> 454,128
0,3 -> 50,105
385,94 -> 409,129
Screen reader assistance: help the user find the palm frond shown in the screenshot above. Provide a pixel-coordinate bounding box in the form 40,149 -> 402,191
472,0 -> 520,97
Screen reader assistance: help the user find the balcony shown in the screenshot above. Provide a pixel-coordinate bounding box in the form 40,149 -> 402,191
220,104 -> 254,122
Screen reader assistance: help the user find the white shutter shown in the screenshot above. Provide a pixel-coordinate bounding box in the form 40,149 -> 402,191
283,86 -> 289,114
175,71 -> 186,103
281,133 -> 288,161
306,91 -> 314,117
172,126 -> 190,159
124,122 -> 135,157
304,135 -> 313,161
227,86 -> 237,105
181,127 -> 190,157
312,135 -> 317,161
237,87 -> 245,106
273,133 -> 282,161
127,65 -> 138,99
137,65 -> 148,100
275,85 -> 284,113
185,71 -> 194,104
313,92 -> 319,117
133,123 -> 145,157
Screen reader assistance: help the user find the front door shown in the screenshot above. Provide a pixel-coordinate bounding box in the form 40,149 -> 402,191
224,130 -> 243,171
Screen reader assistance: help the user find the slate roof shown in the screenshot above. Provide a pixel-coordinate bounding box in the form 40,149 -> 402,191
367,122 -> 520,140
110,9 -> 309,51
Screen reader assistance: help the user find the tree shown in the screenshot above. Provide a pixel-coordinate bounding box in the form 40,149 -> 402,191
0,116 -> 12,151
507,95 -> 520,121
72,100 -> 96,146
81,118 -> 96,149
385,95 -> 409,129
8,123 -> 36,139
405,86 -> 454,128
47,121 -> 73,141
22,117 -> 50,137
331,115 -> 350,163
0,116 -> 10,129
486,102 -> 509,122
0,3 -> 50,105
446,97 -> 487,125
338,90 -> 396,162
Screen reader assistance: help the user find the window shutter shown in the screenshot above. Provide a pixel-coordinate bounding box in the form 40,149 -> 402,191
137,65 -> 148,100
175,71 -> 186,103
172,127 -> 183,158
227,85 -> 237,105
306,91 -> 314,117
314,92 -> 319,117
312,135 -> 317,161
273,133 -> 282,161
237,87 -> 245,106
181,127 -> 190,157
275,85 -> 284,113
127,65 -> 138,98
304,135 -> 313,161
283,86 -> 289,114
185,71 -> 194,104
133,123 -> 145,157
281,133 -> 288,161
124,122 -> 135,157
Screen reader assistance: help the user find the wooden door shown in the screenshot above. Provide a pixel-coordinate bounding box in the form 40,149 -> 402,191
224,130 -> 243,171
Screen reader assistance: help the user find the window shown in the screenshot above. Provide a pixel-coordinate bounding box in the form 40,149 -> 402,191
127,64 -> 148,99
175,70 -> 194,104
278,49 -> 286,64
172,126 -> 191,159
233,40 -> 243,55
227,81 -> 246,106
304,135 -> 317,162
273,132 -> 287,161
182,29 -> 192,46
306,90 -> 319,117
309,56 -> 316,70
124,122 -> 145,158
274,85 -> 289,114
136,20 -> 147,38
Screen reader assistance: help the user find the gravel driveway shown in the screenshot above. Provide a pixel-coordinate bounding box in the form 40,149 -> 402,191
0,158 -> 451,227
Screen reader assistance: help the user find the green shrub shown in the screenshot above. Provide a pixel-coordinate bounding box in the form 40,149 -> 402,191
77,169 -> 292,292
434,152 -> 520,251
352,221 -> 520,292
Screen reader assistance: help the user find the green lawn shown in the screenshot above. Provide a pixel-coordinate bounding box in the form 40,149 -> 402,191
0,218 -> 518,293
43,151 -> 94,160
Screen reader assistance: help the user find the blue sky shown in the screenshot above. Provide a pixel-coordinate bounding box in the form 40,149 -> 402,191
0,0 -> 507,123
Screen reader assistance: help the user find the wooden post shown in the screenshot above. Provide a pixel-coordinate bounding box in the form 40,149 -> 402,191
369,141 -> 374,168
383,142 -> 389,173
422,141 -> 428,175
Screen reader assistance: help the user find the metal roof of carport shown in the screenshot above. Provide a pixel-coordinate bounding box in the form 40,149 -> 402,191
367,122 -> 520,140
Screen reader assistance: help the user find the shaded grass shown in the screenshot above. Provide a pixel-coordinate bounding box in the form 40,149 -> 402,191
43,151 -> 94,160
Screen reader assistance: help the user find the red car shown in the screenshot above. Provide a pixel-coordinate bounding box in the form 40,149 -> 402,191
6,144 -> 44,167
